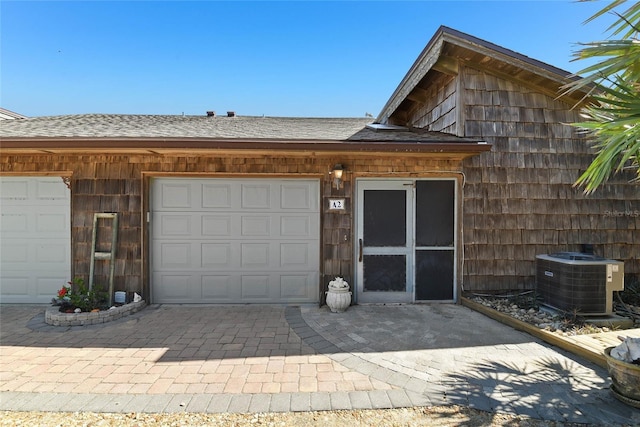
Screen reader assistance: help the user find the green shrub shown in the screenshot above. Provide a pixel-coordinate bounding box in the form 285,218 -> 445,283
56,278 -> 109,312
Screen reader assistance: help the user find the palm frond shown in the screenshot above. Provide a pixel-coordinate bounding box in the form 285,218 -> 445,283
565,1 -> 640,193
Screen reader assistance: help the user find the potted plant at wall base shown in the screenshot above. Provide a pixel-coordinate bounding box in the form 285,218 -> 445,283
326,277 -> 352,313
604,337 -> 640,408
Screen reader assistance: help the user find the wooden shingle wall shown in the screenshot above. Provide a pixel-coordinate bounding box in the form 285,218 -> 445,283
1,152 -> 462,302
407,73 -> 457,134
461,66 -> 637,290
402,65 -> 639,291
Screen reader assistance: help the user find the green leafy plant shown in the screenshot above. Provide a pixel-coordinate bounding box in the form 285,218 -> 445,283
562,0 -> 640,193
56,278 -> 108,313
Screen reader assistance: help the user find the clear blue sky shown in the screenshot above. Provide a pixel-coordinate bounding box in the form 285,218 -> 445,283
1,0 -> 616,118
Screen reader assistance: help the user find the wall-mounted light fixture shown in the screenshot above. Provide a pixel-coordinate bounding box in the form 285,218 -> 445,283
330,164 -> 345,189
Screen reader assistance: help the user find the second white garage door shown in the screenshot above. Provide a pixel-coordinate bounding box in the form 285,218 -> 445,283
151,178 -> 320,304
0,177 -> 71,303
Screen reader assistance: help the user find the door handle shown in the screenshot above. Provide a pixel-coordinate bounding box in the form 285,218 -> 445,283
358,239 -> 363,262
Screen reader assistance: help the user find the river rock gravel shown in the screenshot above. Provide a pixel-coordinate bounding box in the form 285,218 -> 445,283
469,294 -> 640,335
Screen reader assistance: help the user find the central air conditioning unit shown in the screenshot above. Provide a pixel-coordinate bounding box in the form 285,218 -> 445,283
535,252 -> 624,316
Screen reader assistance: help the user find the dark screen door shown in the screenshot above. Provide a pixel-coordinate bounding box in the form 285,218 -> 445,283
415,180 -> 455,300
356,181 -> 413,303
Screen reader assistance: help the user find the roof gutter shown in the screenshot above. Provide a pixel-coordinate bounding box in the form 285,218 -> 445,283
0,137 -> 491,156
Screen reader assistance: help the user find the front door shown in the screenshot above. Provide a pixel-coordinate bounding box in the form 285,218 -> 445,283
356,180 -> 413,303
356,179 -> 456,303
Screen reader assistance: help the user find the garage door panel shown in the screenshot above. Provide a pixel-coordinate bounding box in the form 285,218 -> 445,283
202,183 -> 232,208
280,215 -> 312,237
159,214 -> 192,236
1,177 -> 70,303
1,242 -> 29,263
1,179 -> 29,199
0,277 -> 30,296
36,180 -> 69,199
202,275 -> 233,299
36,242 -> 69,263
152,178 -> 319,304
241,184 -> 271,209
1,239 -> 69,267
36,277 -> 65,298
280,243 -> 310,267
280,274 -> 316,299
202,243 -> 232,268
0,209 -> 70,239
240,243 -> 270,267
281,184 -> 315,209
0,273 -> 67,303
153,274 -> 191,300
241,275 -> 270,298
159,242 -> 193,269
241,216 -> 271,236
1,212 -> 28,233
159,183 -> 193,208
202,215 -> 232,236
37,213 -> 68,233
2,206 -> 70,234
2,178 -> 69,203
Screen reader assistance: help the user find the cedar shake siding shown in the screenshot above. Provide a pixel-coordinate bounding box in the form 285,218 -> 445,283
460,68 -> 638,290
395,73 -> 458,134
379,26 -> 639,292
0,150 -> 471,302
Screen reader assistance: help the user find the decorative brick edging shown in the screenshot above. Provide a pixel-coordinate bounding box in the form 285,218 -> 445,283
45,301 -> 147,327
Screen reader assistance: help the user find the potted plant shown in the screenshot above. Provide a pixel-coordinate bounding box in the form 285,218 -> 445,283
604,337 -> 640,408
326,277 -> 352,313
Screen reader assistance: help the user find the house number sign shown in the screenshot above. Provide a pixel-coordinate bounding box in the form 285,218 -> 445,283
329,199 -> 345,210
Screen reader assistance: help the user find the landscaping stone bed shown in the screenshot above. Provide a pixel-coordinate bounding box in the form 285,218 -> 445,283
45,300 -> 146,327
467,292 -> 639,336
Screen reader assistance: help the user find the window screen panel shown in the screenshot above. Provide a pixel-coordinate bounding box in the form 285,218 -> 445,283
363,190 -> 406,247
416,181 -> 454,247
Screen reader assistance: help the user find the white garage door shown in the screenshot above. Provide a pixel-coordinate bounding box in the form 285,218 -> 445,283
151,178 -> 320,304
0,177 -> 71,303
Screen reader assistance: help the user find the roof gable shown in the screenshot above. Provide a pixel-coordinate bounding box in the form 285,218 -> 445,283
0,108 -> 28,120
377,26 -> 587,125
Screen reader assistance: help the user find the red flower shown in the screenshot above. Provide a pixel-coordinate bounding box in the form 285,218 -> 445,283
58,287 -> 68,298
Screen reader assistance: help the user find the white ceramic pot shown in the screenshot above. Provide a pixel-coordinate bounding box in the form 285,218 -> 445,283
326,287 -> 352,313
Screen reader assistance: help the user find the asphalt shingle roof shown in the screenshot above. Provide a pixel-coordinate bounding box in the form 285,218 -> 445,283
0,114 -> 483,147
0,114 -> 375,140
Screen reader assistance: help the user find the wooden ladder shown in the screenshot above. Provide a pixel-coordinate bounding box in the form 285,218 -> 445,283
89,213 -> 119,306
